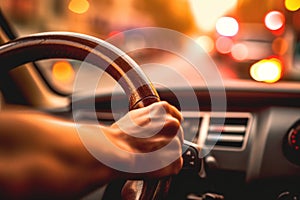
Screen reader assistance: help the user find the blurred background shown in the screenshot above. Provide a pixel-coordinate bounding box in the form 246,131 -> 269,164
0,0 -> 299,93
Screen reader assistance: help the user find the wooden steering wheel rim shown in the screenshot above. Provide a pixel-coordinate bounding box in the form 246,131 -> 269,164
0,32 -> 160,109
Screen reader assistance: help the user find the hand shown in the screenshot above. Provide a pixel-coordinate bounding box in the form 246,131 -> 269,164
108,101 -> 184,179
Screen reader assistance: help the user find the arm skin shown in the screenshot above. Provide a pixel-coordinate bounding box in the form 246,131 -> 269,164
0,101 -> 183,199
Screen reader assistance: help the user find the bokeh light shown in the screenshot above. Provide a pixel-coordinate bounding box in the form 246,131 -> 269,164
250,58 -> 282,83
285,0 -> 300,11
272,37 -> 289,55
216,36 -> 233,54
195,35 -> 214,53
231,43 -> 248,61
216,17 -> 239,37
68,0 -> 90,14
52,61 -> 75,83
264,11 -> 285,31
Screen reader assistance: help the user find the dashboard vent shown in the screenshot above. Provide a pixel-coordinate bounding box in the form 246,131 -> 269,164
205,115 -> 251,150
182,117 -> 202,144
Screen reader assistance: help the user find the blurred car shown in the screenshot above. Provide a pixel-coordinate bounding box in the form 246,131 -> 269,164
1,0 -> 300,199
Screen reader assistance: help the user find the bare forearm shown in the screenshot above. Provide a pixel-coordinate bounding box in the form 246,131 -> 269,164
0,110 -> 120,199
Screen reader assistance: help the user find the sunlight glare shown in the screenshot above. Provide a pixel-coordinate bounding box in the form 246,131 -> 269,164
189,0 -> 238,32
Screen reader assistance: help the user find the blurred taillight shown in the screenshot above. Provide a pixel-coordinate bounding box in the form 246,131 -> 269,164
250,58 -> 282,83
264,11 -> 285,31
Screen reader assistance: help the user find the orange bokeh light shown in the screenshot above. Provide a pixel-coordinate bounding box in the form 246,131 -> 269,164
68,0 -> 90,14
52,61 -> 75,83
272,37 -> 288,55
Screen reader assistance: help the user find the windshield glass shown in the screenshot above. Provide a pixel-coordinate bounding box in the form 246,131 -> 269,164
0,0 -> 300,94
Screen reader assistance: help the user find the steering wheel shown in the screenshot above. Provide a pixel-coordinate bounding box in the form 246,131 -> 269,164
0,32 -> 173,199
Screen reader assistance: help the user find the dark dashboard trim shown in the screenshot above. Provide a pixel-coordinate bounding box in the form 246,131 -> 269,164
86,88 -> 300,113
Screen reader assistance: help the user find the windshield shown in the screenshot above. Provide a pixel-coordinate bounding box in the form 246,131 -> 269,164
0,0 -> 300,94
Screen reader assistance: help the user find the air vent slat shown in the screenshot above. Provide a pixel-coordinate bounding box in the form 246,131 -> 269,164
206,134 -> 244,142
206,140 -> 243,147
206,115 -> 251,150
208,131 -> 246,136
210,117 -> 248,125
216,141 -> 243,148
209,125 -> 246,133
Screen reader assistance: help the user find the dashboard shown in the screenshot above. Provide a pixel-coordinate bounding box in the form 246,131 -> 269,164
78,81 -> 300,200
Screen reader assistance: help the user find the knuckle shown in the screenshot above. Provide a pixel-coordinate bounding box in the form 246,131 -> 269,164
153,101 -> 169,112
166,116 -> 180,128
161,101 -> 170,112
160,101 -> 169,107
161,116 -> 182,138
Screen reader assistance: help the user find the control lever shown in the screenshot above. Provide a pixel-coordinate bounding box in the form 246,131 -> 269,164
182,140 -> 202,172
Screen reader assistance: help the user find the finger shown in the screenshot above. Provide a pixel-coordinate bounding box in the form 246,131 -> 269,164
140,101 -> 183,123
159,101 -> 183,122
177,125 -> 184,145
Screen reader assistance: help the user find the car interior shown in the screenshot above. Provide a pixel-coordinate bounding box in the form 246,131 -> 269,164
0,0 -> 300,199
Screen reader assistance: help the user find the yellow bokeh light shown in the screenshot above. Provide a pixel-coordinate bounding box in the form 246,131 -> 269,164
68,0 -> 90,14
195,35 -> 214,53
285,0 -> 300,11
52,61 -> 75,83
250,58 -> 282,83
